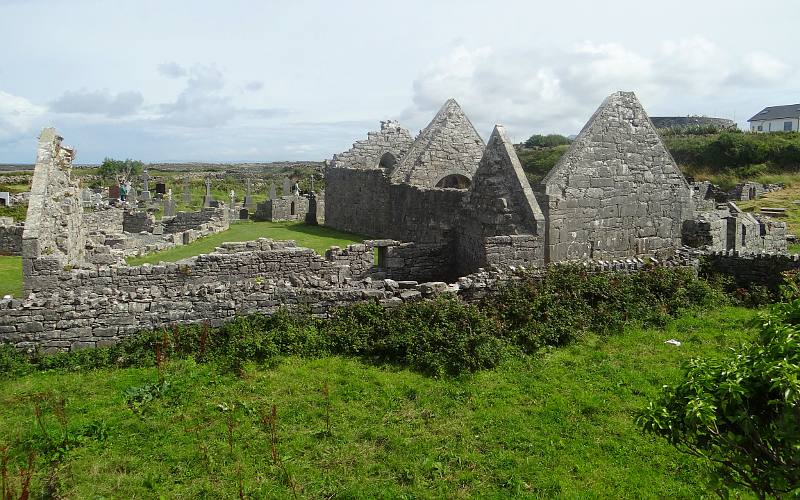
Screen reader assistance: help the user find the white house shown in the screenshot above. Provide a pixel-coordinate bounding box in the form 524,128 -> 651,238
748,104 -> 800,133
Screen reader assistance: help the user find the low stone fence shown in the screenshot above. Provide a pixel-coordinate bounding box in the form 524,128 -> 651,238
701,251 -> 800,290
161,207 -> 228,234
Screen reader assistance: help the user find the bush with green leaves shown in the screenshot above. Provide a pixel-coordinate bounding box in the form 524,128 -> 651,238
639,301 -> 800,498
523,134 -> 571,148
98,157 -> 144,180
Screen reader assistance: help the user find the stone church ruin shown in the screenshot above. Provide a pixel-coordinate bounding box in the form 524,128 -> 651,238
0,92 -> 792,352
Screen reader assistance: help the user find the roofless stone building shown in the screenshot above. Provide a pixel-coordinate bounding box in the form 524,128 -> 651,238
325,91 -> 701,275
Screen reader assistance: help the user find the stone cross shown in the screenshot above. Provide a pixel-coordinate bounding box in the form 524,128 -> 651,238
140,169 -> 151,201
282,177 -> 291,197
269,183 -> 276,200
244,177 -> 254,210
310,174 -> 315,193
205,178 -> 212,196
203,177 -> 214,208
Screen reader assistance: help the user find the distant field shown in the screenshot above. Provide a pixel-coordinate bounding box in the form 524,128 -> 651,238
126,221 -> 366,265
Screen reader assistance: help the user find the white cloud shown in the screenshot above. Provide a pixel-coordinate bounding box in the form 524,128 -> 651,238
0,90 -> 46,143
50,89 -> 144,117
157,62 -> 188,78
404,38 -> 793,138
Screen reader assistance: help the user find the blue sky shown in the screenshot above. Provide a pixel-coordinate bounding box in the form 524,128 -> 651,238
1,0 -> 798,163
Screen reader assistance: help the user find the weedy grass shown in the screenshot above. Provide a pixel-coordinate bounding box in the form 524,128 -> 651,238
0,306 -> 760,497
125,220 -> 365,264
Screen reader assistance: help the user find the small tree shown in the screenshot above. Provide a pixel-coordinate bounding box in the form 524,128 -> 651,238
639,301 -> 800,498
98,157 -> 144,180
523,134 -> 571,148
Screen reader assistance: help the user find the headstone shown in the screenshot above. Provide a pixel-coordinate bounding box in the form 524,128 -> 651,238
163,199 -> 176,217
244,177 -> 254,209
108,184 -> 120,200
80,188 -> 92,207
182,178 -> 191,204
282,177 -> 291,197
229,190 -> 237,218
203,178 -> 214,207
269,183 -> 277,200
128,186 -> 138,204
209,200 -> 220,208
239,208 -> 249,220
0,192 -> 10,207
140,169 -> 151,201
155,182 -> 167,195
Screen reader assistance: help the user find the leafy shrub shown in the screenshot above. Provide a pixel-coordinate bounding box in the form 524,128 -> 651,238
639,301 -> 800,498
523,134 -> 571,148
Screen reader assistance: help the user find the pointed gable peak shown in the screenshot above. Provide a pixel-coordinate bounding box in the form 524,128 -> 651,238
468,124 -> 544,235
390,98 -> 485,187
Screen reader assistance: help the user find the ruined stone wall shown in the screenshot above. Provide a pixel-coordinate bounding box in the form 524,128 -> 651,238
330,120 -> 413,171
728,182 -> 765,201
683,209 -> 786,253
0,218 -> 23,255
161,207 -> 228,234
84,208 -> 124,233
539,92 -> 692,263
22,128 -> 87,290
122,211 -> 155,233
702,252 -> 800,290
324,167 -> 465,244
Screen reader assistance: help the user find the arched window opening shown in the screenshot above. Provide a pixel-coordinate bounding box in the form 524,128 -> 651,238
435,174 -> 471,189
378,152 -> 397,172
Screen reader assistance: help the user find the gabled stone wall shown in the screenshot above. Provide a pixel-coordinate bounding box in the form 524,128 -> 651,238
538,92 -> 692,263
389,99 -> 485,188
330,120 -> 413,171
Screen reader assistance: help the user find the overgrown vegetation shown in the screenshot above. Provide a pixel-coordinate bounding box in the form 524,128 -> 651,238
0,266 -> 725,379
640,274 -> 800,498
0,304 -> 762,497
522,133 -> 572,148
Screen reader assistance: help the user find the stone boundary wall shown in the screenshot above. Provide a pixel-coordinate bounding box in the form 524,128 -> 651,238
701,251 -> 800,290
0,218 -> 23,255
123,211 -> 155,233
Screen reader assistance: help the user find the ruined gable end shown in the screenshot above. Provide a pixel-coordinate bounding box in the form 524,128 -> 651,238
328,120 -> 413,172
538,91 -> 692,263
390,99 -> 485,188
467,124 -> 544,236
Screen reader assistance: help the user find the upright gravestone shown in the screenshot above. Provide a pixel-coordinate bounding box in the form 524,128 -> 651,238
203,178 -> 214,208
239,208 -> 249,220
0,192 -> 10,207
128,186 -> 138,204
243,177 -> 254,210
268,183 -> 277,200
182,178 -> 191,205
163,189 -> 177,217
229,190 -> 237,219
282,177 -> 292,197
155,182 -> 167,196
108,184 -> 120,200
140,170 -> 151,201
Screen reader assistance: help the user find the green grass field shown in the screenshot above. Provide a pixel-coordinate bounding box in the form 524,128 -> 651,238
0,306 -> 759,497
126,221 -> 367,265
0,255 -> 22,297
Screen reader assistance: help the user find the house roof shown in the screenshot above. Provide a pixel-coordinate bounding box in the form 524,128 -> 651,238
747,104 -> 800,122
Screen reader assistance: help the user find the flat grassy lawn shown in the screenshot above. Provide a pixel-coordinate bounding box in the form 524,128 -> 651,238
126,221 -> 367,265
0,255 -> 22,297
0,306 -> 759,497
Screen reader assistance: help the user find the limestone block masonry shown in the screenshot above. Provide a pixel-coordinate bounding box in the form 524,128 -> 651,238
22,128 -> 87,291
538,92 -> 692,263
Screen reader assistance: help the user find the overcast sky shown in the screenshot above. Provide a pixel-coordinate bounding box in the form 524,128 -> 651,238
1,0 -> 798,163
